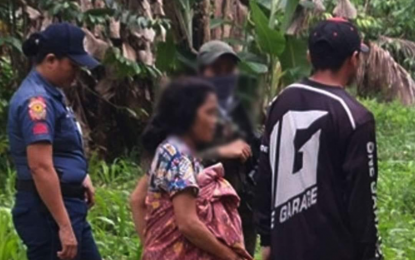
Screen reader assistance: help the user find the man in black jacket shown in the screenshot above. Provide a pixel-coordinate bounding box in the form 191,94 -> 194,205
256,18 -> 383,260
197,40 -> 260,256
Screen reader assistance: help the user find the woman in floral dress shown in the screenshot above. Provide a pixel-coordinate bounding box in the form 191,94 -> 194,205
130,79 -> 249,260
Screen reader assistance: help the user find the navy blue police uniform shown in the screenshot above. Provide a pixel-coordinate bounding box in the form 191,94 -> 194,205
7,23 -> 101,260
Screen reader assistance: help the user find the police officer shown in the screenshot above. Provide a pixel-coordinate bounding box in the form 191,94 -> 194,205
197,40 -> 260,255
7,23 -> 101,260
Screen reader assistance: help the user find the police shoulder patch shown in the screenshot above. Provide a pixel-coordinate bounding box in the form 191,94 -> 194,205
33,122 -> 49,135
28,96 -> 47,121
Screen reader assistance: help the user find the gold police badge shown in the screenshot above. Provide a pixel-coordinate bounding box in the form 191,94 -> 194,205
28,97 -> 47,121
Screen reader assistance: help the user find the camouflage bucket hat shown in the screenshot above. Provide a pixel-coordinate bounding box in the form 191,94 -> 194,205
197,40 -> 240,67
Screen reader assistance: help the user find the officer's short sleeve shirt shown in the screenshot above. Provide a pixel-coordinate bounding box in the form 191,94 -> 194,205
7,70 -> 87,184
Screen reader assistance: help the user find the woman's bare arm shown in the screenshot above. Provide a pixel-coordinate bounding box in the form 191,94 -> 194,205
27,143 -> 77,259
172,190 -> 243,260
130,175 -> 148,241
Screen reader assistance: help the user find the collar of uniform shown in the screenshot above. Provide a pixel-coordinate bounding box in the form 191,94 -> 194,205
302,78 -> 343,90
30,69 -> 64,100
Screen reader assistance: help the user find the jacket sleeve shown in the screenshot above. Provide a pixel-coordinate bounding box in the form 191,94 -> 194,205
254,115 -> 273,247
343,119 -> 383,260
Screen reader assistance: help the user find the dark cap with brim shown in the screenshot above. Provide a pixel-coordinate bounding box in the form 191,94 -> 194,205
38,23 -> 101,70
309,17 -> 369,60
197,40 -> 240,67
360,43 -> 369,53
68,53 -> 100,70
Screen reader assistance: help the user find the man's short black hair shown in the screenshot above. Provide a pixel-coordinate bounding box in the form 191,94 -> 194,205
309,41 -> 351,72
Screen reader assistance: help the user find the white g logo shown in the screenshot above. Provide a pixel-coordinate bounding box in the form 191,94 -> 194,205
270,111 -> 328,208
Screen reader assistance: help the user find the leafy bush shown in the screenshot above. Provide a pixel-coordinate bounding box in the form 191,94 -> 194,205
0,208 -> 26,260
361,100 -> 415,260
0,58 -> 13,156
87,155 -> 143,259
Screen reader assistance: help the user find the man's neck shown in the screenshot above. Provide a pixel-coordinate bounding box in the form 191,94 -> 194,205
309,70 -> 347,88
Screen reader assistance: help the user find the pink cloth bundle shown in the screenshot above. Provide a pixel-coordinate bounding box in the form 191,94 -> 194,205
142,164 -> 252,260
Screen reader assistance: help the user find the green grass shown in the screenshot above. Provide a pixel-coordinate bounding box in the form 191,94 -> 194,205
363,100 -> 415,260
0,100 -> 415,260
0,208 -> 26,260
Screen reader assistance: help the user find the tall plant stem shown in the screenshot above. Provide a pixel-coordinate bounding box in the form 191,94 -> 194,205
269,0 -> 281,29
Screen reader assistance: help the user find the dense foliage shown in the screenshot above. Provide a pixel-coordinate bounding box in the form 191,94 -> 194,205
1,0 -> 415,259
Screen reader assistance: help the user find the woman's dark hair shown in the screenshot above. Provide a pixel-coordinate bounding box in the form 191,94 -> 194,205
141,78 -> 215,154
22,32 -> 64,64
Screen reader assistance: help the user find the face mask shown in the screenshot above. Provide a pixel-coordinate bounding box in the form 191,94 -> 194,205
207,75 -> 238,110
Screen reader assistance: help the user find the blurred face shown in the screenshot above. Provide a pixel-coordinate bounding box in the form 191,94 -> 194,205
43,54 -> 80,87
203,55 -> 238,77
189,93 -> 218,143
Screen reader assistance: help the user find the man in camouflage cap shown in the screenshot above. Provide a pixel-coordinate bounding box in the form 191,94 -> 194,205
198,40 -> 260,256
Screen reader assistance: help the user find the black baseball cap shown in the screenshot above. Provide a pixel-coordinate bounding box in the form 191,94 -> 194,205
309,17 -> 369,60
32,23 -> 100,69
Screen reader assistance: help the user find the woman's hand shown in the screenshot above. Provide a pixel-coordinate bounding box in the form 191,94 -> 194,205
130,175 -> 148,241
217,139 -> 252,162
57,224 -> 78,259
222,247 -> 249,260
262,246 -> 271,260
83,174 -> 95,208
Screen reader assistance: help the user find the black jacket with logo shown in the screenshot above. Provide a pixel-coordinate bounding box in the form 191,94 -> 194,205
255,79 -> 382,260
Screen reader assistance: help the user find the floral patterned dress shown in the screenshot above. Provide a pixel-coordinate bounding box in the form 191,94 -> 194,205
141,136 -> 250,260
